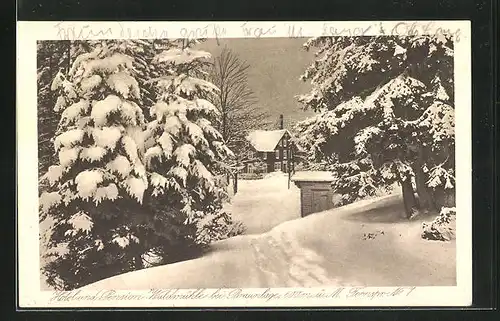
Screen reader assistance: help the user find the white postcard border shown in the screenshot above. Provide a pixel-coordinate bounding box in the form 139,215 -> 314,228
16,20 -> 472,308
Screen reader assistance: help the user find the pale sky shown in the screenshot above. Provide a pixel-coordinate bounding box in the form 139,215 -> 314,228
197,38 -> 317,129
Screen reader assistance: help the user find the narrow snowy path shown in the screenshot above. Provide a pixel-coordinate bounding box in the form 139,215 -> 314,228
223,174 -> 335,287
82,188 -> 455,290
37,175 -> 457,291
224,173 -> 301,234
249,230 -> 332,287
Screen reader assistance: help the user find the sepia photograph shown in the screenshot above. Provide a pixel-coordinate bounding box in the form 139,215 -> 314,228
17,21 -> 472,307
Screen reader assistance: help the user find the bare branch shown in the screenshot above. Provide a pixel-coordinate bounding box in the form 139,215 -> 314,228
207,47 -> 271,157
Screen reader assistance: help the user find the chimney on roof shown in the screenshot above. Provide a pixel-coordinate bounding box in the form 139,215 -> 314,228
279,114 -> 284,129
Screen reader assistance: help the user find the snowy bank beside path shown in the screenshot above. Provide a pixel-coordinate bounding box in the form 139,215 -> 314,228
82,193 -> 455,290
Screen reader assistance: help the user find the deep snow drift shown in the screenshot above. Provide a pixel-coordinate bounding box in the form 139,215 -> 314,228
81,175 -> 455,290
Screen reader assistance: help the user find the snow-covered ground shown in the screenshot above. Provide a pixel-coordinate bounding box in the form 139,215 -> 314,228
81,175 -> 455,290
224,172 -> 301,234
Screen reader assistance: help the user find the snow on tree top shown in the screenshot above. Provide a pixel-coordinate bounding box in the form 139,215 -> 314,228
246,129 -> 290,152
81,53 -> 135,78
291,171 -> 335,182
363,75 -> 426,111
153,48 -> 212,65
153,74 -> 220,96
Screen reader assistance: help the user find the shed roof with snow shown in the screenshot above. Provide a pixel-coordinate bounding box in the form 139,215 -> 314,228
291,171 -> 335,217
291,171 -> 335,182
246,129 -> 290,152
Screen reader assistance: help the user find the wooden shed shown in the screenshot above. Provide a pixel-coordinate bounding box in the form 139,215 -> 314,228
291,171 -> 335,217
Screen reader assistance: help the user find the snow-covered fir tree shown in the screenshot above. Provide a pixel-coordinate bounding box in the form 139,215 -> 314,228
37,41 -> 72,177
295,35 -> 455,218
39,40 -> 165,290
39,39 -> 244,289
137,42 -> 242,264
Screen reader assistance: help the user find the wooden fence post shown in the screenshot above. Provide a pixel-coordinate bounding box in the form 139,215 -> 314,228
233,173 -> 238,194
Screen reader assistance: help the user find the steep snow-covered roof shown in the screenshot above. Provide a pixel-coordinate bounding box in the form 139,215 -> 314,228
246,129 -> 290,152
291,171 -> 334,182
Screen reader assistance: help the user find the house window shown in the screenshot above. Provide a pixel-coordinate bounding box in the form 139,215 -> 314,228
263,152 -> 267,160
274,162 -> 281,172
283,149 -> 288,159
275,149 -> 280,159
248,163 -> 254,174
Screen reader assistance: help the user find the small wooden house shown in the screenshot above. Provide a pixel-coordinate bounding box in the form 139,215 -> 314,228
242,129 -> 295,174
291,171 -> 335,217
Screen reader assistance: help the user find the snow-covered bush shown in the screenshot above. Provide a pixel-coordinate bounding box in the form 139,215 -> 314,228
421,207 -> 456,241
252,159 -> 268,175
195,211 -> 246,245
239,172 -> 264,180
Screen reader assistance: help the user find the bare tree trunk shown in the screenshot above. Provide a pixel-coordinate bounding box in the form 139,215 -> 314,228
233,173 -> 238,194
432,187 -> 456,210
397,173 -> 419,219
412,163 -> 436,213
134,253 -> 143,270
66,41 -> 72,73
221,112 -> 227,142
411,147 -> 437,213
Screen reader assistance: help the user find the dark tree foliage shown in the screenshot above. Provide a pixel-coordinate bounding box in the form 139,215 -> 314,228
295,35 -> 456,218
39,40 -> 243,290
